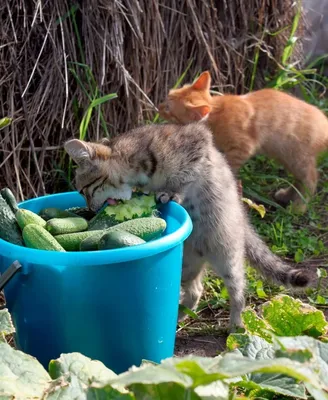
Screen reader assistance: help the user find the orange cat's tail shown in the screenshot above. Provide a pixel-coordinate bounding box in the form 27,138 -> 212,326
244,222 -> 314,288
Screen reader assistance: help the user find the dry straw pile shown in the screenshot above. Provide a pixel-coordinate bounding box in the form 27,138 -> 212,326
1,0 -> 302,198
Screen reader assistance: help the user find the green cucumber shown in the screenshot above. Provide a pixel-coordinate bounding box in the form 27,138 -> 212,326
23,224 -> 65,252
99,230 -> 145,250
16,209 -> 47,229
0,188 -> 19,213
39,207 -> 78,221
58,217 -> 166,251
55,230 -> 104,251
80,233 -> 103,251
46,217 -> 88,235
0,194 -> 24,246
81,216 -> 166,251
65,207 -> 96,220
109,217 -> 166,241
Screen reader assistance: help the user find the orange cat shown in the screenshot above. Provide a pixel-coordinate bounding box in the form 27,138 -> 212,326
158,71 -> 328,212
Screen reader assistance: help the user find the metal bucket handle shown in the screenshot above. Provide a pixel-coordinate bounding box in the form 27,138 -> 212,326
0,261 -> 22,291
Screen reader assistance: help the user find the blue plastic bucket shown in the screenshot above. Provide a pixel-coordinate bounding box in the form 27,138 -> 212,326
0,192 -> 192,373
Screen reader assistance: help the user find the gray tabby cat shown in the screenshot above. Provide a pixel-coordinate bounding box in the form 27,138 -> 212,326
64,122 -> 313,329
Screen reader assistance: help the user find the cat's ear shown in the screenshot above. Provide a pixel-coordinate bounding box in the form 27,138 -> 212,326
187,103 -> 211,120
192,71 -> 211,91
64,139 -> 94,165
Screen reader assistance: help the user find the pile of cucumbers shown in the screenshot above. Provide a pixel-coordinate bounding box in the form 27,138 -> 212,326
0,188 -> 166,252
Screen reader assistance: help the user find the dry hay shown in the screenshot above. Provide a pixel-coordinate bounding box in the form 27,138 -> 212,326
0,0 -> 303,198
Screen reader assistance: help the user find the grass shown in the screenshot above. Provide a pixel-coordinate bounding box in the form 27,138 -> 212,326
177,151 -> 328,340
55,5 -> 118,189
176,13 -> 328,340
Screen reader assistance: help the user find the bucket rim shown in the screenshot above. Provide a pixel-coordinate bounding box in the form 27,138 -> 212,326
0,192 -> 193,265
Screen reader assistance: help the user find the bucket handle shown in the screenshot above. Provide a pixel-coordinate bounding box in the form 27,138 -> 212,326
0,261 -> 22,291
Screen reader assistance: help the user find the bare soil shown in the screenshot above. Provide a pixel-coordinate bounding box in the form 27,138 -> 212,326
175,332 -> 227,357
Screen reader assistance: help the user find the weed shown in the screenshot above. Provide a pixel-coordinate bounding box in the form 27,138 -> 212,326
178,14 -> 328,327
56,6 -> 118,187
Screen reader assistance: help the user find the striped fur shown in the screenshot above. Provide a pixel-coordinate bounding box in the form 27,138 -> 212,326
65,122 -> 314,329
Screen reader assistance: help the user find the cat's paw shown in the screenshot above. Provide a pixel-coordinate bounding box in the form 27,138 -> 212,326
156,192 -> 182,204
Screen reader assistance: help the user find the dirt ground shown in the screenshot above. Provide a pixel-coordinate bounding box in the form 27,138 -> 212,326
175,332 -> 227,357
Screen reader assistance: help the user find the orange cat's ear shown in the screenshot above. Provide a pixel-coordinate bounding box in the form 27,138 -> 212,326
64,139 -> 94,165
188,104 -> 211,120
192,71 -> 211,91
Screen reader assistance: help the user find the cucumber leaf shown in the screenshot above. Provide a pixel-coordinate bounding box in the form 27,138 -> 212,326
0,342 -> 50,398
262,295 -> 327,338
242,295 -> 327,340
227,334 -> 306,398
49,352 -> 117,384
0,308 -> 15,342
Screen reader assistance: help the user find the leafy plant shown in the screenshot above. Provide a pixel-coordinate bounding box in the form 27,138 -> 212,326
2,295 -> 328,399
78,92 -> 118,140
240,295 -> 328,341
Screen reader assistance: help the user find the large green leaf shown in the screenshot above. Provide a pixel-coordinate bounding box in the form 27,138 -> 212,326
0,342 -> 50,398
241,309 -> 273,342
194,381 -> 229,400
0,309 -> 15,342
110,363 -> 192,387
45,376 -> 86,399
227,334 -> 328,399
174,360 -> 225,387
109,357 -> 229,400
242,295 -> 327,340
110,352 -> 328,399
48,353 -> 117,384
249,372 -> 306,399
216,352 -> 323,388
227,334 -> 306,398
45,376 -> 132,400
262,295 -> 327,337
87,385 -> 135,399
306,384 -> 328,400
173,360 -> 229,399
127,382 -> 202,400
276,336 -> 328,387
47,354 -> 128,399
276,336 -> 328,400
227,333 -> 274,359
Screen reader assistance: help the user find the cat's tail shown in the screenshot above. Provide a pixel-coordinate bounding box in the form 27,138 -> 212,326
244,221 -> 314,288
